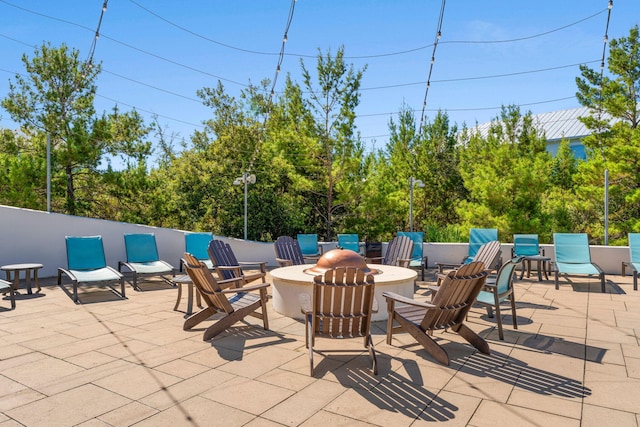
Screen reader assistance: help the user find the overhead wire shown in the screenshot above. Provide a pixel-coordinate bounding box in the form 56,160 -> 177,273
418,0 -> 446,137
0,1 -> 617,150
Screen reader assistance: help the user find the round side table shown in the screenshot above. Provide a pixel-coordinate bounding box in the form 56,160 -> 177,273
1,263 -> 43,295
519,256 -> 550,282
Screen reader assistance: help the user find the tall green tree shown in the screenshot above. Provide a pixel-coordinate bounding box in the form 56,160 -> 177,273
574,25 -> 640,242
458,106 -> 552,240
299,47 -> 366,240
1,43 -> 153,216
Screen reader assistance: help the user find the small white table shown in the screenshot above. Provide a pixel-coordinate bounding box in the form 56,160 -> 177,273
270,264 -> 417,321
1,263 -> 43,295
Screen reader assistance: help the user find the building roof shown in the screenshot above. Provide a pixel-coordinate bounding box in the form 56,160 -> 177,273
472,106 -> 597,141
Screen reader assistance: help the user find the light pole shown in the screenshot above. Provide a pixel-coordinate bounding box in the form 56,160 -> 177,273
409,177 -> 424,232
233,172 -> 256,240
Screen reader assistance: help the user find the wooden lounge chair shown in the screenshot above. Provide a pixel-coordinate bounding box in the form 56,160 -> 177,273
622,233 -> 639,291
366,235 -> 413,267
207,240 -> 266,285
118,233 -> 175,291
552,233 -> 605,293
475,256 -> 523,340
435,240 -> 502,285
58,235 -> 125,303
383,262 -> 489,366
182,253 -> 270,341
274,235 -> 306,267
300,267 -> 377,376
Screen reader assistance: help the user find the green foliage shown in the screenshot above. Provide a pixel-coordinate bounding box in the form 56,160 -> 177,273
572,25 -> 640,242
457,106 -> 552,241
1,43 -> 154,217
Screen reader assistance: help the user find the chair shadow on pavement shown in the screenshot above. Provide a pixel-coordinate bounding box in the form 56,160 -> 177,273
451,349 -> 592,398
320,341 -> 593,423
324,356 -> 461,422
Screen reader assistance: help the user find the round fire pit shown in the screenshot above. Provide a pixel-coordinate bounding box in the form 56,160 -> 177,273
303,248 -> 379,275
270,262 -> 416,321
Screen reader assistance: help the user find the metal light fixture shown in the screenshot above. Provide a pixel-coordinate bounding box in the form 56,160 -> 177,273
233,172 -> 256,240
409,177 -> 425,232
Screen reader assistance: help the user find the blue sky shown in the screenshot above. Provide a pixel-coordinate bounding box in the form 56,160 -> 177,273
1,0 -> 639,155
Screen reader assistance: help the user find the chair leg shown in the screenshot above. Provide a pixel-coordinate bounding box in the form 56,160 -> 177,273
395,315 -> 450,365
510,296 -> 518,330
634,271 -> 638,291
367,334 -> 378,375
493,296 -> 504,341
183,306 -> 217,330
307,315 -> 314,376
455,323 -> 490,355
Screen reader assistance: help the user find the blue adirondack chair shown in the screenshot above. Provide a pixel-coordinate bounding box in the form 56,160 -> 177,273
58,235 -> 125,303
553,233 -> 605,293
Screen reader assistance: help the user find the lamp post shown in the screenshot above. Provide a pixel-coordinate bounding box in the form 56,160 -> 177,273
409,177 -> 424,232
233,172 -> 256,240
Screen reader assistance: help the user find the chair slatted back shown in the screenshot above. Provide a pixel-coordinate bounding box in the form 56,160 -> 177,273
66,236 -> 107,270
183,253 -> 234,314
629,233 -> 640,263
384,235 -> 414,266
554,233 -> 592,264
208,240 -> 241,280
422,262 -> 487,331
274,236 -> 306,265
473,240 -> 502,271
312,267 -> 375,339
397,231 -> 424,265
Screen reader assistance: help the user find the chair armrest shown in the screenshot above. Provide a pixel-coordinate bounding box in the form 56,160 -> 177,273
238,261 -> 267,272
435,262 -> 462,273
219,282 -> 270,293
382,291 -> 436,309
276,258 -> 293,267
217,276 -> 245,289
118,261 -> 134,273
365,256 -> 384,264
398,258 -> 412,268
591,262 -> 605,274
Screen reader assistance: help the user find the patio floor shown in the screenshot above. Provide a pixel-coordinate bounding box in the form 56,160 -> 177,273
1,268 -> 639,426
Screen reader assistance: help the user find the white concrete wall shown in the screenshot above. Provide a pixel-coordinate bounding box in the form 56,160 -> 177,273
0,205 -> 632,278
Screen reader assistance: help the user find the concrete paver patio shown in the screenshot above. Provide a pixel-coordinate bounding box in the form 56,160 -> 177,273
1,268 -> 639,426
